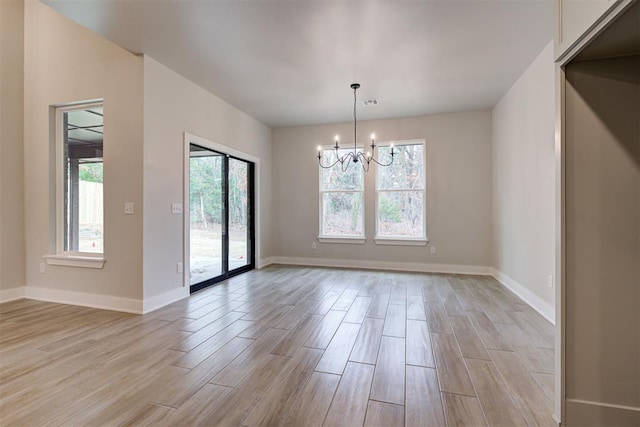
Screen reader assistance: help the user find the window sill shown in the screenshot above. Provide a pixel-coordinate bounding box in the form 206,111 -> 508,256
44,254 -> 106,269
374,237 -> 429,246
318,236 -> 366,244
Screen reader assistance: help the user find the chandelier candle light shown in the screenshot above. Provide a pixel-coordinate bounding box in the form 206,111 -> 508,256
317,83 -> 394,172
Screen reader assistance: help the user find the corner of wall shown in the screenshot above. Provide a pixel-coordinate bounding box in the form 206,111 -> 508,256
491,268 -> 555,324
22,0 -> 144,302
142,286 -> 189,314
141,56 -> 272,301
0,287 -> 27,304
490,40 -> 556,321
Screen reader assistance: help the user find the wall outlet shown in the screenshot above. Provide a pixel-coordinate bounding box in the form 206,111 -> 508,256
171,203 -> 183,214
548,274 -> 554,288
312,242 -> 317,250
177,262 -> 183,273
124,202 -> 134,214
430,246 -> 436,254
39,262 -> 45,273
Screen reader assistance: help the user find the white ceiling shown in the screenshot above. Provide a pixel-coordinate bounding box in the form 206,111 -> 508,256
43,0 -> 554,128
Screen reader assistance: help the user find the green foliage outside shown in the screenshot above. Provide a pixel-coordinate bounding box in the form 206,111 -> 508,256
190,156 -> 224,227
190,155 -> 248,229
379,194 -> 401,223
377,144 -> 423,230
79,162 -> 103,183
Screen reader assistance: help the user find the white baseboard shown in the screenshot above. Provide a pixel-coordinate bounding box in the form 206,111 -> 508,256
269,256 -> 492,276
565,398 -> 640,425
0,286 -> 27,303
491,268 -> 555,325
24,287 -> 143,314
2,285 -> 188,315
143,286 -> 189,314
258,257 -> 275,269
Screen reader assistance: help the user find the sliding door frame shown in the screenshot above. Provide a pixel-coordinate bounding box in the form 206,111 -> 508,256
183,132 -> 260,292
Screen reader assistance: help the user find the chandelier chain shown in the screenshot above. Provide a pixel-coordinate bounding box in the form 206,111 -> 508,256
353,85 -> 357,153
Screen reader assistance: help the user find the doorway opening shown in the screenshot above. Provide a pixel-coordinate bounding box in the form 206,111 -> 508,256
188,143 -> 255,293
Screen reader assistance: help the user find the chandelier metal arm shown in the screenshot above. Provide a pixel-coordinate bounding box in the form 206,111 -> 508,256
355,151 -> 371,172
341,152 -> 356,172
317,155 -> 342,170
317,83 -> 394,172
368,152 -> 395,167
318,150 -> 357,170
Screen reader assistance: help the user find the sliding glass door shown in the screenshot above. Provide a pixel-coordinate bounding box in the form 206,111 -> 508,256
189,144 -> 255,292
228,158 -> 252,271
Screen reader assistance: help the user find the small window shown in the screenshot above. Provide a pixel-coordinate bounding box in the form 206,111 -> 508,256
56,102 -> 104,254
375,141 -> 426,242
319,148 -> 365,239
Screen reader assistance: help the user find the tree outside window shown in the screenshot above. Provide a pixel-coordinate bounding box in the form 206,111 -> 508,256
376,142 -> 425,239
319,148 -> 365,237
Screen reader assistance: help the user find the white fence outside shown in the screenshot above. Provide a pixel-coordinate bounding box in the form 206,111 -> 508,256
79,180 -> 103,224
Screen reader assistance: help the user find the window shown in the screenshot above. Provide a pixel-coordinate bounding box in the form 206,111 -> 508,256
55,102 -> 104,256
375,141 -> 426,244
319,148 -> 365,241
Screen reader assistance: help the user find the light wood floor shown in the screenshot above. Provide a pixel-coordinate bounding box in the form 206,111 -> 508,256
0,266 -> 556,426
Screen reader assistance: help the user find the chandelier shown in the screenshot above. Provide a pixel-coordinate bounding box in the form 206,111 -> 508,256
317,83 -> 394,172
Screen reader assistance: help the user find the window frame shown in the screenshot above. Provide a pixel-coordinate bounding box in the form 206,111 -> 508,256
46,100 -> 106,268
318,146 -> 366,244
374,139 -> 428,246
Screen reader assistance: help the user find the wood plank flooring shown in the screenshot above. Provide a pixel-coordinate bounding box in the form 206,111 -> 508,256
0,266 -> 556,426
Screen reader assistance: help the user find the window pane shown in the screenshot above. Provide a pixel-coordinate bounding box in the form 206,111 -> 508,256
229,158 -> 250,270
321,148 -> 363,191
77,162 -> 103,252
377,191 -> 424,237
377,144 -> 424,190
189,149 -> 224,283
322,192 -> 363,236
64,107 -> 104,252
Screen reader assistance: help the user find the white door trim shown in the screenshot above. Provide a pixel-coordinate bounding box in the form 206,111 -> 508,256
183,132 -> 261,289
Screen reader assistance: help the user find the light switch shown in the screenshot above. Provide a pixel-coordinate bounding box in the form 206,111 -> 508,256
124,202 -> 134,215
171,203 -> 183,214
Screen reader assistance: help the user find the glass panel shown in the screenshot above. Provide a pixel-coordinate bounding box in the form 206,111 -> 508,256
64,107 -> 104,252
377,144 -> 424,190
322,192 -> 364,236
189,146 -> 224,285
76,162 -> 103,252
377,191 -> 424,238
321,148 -> 363,191
228,158 -> 250,271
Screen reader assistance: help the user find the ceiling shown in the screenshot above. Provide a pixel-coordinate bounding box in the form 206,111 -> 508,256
67,108 -> 104,146
43,0 -> 554,128
574,2 -> 639,61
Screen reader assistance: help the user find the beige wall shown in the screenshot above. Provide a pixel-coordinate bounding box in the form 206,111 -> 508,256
23,0 -> 144,299
491,42 -> 556,320
272,110 -> 493,270
142,56 -> 272,299
565,54 -> 639,426
0,0 -> 25,293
